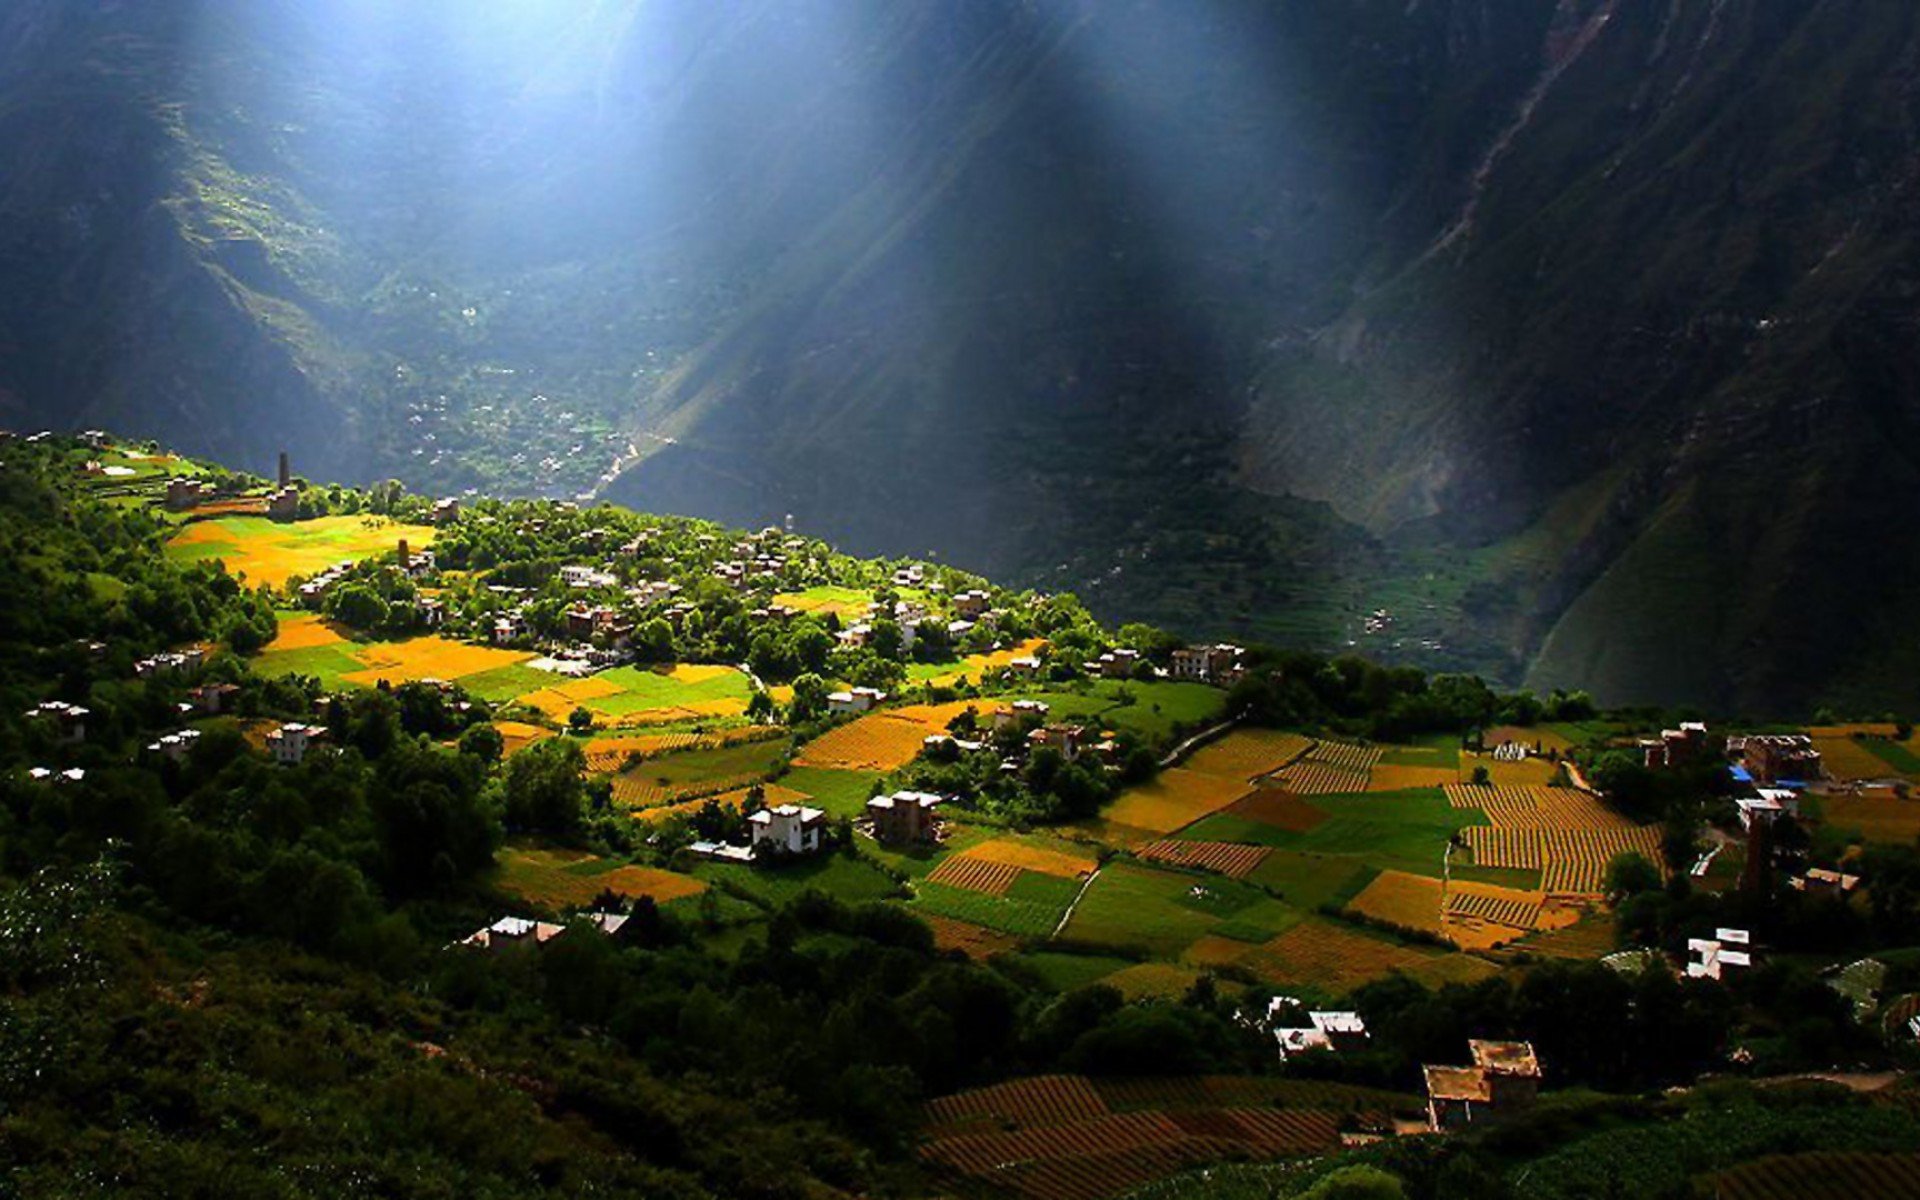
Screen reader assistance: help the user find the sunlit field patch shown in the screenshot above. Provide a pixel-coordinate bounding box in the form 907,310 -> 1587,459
794,699 -> 982,771
1099,769 -> 1249,834
166,514 -> 436,589
493,845 -> 706,909
1180,729 -> 1313,782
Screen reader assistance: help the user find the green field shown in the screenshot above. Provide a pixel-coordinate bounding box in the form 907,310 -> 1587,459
1378,733 -> 1461,768
990,680 -> 1226,747
1062,862 -> 1295,957
996,950 -> 1139,992
694,854 -> 902,907
620,740 -> 789,795
779,766 -> 883,818
459,662 -> 562,703
1246,850 -> 1376,909
1863,738 -> 1920,775
590,664 -> 754,714
250,643 -> 369,688
910,880 -> 1066,938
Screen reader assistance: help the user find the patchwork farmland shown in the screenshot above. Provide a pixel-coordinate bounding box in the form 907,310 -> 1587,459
167,514 -> 437,589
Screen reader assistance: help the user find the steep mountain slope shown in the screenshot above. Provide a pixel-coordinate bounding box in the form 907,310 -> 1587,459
2,0 -> 1917,711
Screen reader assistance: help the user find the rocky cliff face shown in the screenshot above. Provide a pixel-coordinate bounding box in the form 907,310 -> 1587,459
4,0 -> 1919,711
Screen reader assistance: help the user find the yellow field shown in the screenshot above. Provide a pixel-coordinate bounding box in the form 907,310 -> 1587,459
1812,736 -> 1900,782
1347,870 -> 1446,934
269,613 -> 348,651
1236,919 -> 1498,994
1463,825 -> 1666,895
169,515 -> 437,589
1820,793 -> 1920,842
1100,769 -> 1251,834
919,639 -> 1050,688
959,836 -> 1099,879
493,721 -> 553,757
1484,725 -> 1575,754
1097,962 -> 1202,1000
1444,784 -> 1629,830
340,637 -> 534,688
1366,764 -> 1460,791
631,781 -> 812,826
1183,729 -> 1313,782
494,847 -> 706,908
583,729 -> 778,773
795,700 -> 980,771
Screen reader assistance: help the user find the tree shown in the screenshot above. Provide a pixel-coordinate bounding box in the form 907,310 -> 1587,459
1470,764 -> 1491,786
1603,850 -> 1663,903
503,739 -> 587,834
457,722 -> 504,763
1297,1167 -> 1406,1200
568,706 -> 594,734
789,673 -> 830,723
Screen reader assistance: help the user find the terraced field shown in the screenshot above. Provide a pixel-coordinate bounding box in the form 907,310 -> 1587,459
795,700 -> 982,771
1443,783 -> 1628,829
1181,729 -> 1312,782
1137,840 -> 1269,879
920,1075 -> 1389,1200
1463,824 -> 1667,895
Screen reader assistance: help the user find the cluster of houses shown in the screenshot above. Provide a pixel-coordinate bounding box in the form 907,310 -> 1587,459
1423,1040 -> 1542,1132
1266,1000 -> 1370,1062
23,700 -> 88,744
456,911 -> 629,952
134,648 -> 206,678
297,560 -> 361,607
1639,721 -> 1709,769
1169,643 -> 1246,686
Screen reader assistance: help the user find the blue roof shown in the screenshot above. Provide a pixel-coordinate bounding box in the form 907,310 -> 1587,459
1729,766 -> 1753,783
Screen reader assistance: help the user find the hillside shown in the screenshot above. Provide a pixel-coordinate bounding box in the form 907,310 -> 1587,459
3,2 -> 1920,711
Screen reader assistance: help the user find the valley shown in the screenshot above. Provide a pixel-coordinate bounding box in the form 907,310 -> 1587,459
8,429 -> 1920,1197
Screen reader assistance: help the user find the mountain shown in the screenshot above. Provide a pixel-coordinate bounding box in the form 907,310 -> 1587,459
3,0 -> 1919,714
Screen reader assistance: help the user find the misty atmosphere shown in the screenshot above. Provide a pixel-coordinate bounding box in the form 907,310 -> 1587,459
6,3 -> 1920,1198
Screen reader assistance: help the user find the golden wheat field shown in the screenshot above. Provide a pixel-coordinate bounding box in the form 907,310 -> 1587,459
492,721 -> 554,757
339,636 -> 535,688
1812,735 -> 1901,782
630,781 -> 813,826
1100,769 -> 1250,834
1097,962 -> 1203,1000
1182,729 -> 1313,782
268,613 -> 349,651
960,836 -> 1099,879
1236,919 -> 1497,993
1444,784 -> 1629,829
926,855 -> 1024,896
1820,793 -> 1920,842
1483,725 -> 1575,754
1366,764 -> 1461,791
1270,761 -> 1370,795
1137,840 -> 1269,879
1347,870 -> 1446,934
795,699 -> 981,771
1464,825 -> 1665,894
169,515 -> 437,589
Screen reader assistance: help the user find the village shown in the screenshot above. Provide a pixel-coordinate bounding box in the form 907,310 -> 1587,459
15,430 -> 1920,1198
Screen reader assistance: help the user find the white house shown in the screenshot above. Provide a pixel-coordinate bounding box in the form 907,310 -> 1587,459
828,686 -> 887,715
146,729 -> 202,762
1687,928 -> 1754,981
24,700 -> 88,744
266,722 -> 324,765
749,804 -> 827,856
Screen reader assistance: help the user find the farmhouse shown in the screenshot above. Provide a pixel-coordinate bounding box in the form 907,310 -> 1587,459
492,613 -> 528,644
1005,655 -> 1043,680
457,912 -> 627,952
560,564 -> 617,589
993,699 -> 1050,731
828,686 -> 887,715
1027,723 -> 1086,762
267,486 -> 299,521
866,790 -> 944,844
1424,1041 -> 1541,1131
24,700 -> 88,744
1641,721 -> 1708,768
146,729 -> 202,761
27,766 -> 86,785
1736,787 -> 1799,831
1740,734 -> 1822,784
1273,1010 -> 1370,1061
1792,868 -> 1861,897
1687,928 -> 1754,981
416,596 -> 446,627
953,589 -> 992,619
134,648 -> 206,677
188,682 -> 239,714
687,840 -> 756,864
266,722 -> 326,765
1170,643 -> 1244,683
165,477 -> 211,510
1095,648 -> 1141,679
430,497 -> 460,523
749,804 -> 827,856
